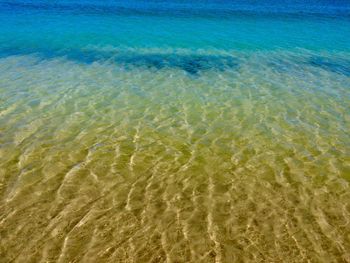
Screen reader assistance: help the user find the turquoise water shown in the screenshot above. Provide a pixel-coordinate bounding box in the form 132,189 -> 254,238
1,1 -> 350,52
0,1 -> 350,262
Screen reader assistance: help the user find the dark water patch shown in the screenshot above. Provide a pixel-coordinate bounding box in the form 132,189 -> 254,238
111,53 -> 239,75
58,49 -> 240,75
0,47 -> 239,75
308,56 -> 350,76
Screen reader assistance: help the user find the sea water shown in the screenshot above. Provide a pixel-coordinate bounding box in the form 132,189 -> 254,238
0,1 -> 350,262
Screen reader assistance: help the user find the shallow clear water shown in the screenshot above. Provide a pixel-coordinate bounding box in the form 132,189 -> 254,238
0,1 -> 350,262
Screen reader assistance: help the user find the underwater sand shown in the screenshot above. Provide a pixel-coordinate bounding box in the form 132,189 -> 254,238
0,1 -> 350,262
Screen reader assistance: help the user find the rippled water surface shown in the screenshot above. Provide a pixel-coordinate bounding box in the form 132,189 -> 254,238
1,1 -> 350,262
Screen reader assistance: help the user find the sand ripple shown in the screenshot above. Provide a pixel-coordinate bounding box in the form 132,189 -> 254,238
0,50 -> 349,262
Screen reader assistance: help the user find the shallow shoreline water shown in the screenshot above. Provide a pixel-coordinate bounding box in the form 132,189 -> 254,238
1,1 -> 350,262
